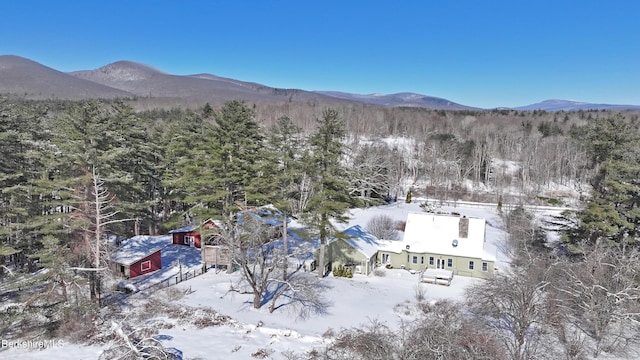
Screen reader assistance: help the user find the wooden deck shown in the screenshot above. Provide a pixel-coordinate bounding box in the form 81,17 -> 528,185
420,268 -> 453,286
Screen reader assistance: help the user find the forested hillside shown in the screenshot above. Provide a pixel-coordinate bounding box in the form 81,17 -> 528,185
2,95 -> 640,358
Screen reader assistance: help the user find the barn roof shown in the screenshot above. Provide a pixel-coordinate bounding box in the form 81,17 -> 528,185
111,235 -> 172,266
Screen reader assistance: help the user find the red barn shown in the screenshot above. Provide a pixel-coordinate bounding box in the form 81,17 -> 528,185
111,235 -> 171,278
169,219 -> 221,249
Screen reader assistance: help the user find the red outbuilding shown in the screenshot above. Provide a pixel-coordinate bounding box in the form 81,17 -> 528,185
169,219 -> 221,249
111,235 -> 171,278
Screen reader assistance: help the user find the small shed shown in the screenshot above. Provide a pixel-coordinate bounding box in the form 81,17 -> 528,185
169,224 -> 201,248
111,235 -> 171,278
169,219 -> 221,249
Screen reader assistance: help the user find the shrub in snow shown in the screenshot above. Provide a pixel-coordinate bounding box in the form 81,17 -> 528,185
332,265 -> 353,278
373,268 -> 386,277
414,284 -> 426,302
55,303 -> 100,342
304,302 -> 505,360
365,214 -> 398,240
251,348 -> 274,358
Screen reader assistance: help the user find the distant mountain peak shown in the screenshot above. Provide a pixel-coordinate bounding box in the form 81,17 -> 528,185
315,91 -> 478,110
0,54 -> 133,99
104,60 -> 168,74
81,60 -> 168,82
515,99 -> 640,111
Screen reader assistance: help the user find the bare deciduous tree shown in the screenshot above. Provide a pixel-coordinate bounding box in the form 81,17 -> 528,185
222,214 -> 331,317
553,244 -> 640,357
365,214 -> 398,240
347,143 -> 392,205
99,321 -> 178,360
466,260 -> 555,360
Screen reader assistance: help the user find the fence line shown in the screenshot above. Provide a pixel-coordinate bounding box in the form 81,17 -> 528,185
421,198 -> 577,213
140,266 -> 207,295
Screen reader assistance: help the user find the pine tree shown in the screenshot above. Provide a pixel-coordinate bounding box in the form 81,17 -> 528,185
166,101 -> 266,223
106,102 -> 163,236
567,115 -> 640,249
0,97 -> 51,272
155,108 -> 206,228
304,109 -> 353,277
264,116 -> 307,279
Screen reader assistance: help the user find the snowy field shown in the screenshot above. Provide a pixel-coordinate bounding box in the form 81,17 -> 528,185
4,200 -> 555,360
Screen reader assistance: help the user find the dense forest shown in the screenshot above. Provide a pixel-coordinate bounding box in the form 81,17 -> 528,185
2,95 -> 640,358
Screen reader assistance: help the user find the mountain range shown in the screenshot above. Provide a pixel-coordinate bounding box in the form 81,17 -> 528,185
1,55 -> 638,111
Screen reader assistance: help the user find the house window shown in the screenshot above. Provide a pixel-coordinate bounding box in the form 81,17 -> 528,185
382,253 -> 390,264
420,256 -> 424,264
447,258 -> 453,268
429,256 -> 434,265
407,255 -> 410,263
412,256 -> 418,264
468,261 -> 475,270
482,262 -> 488,272
141,260 -> 151,272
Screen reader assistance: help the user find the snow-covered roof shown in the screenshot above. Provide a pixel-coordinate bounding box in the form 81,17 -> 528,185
110,235 -> 173,265
379,213 -> 496,262
170,219 -> 223,234
330,225 -> 381,259
169,224 -> 199,234
237,205 -> 288,227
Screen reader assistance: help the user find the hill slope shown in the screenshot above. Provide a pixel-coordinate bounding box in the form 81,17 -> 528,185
0,55 -> 134,99
514,99 -> 640,111
316,91 -> 480,110
70,61 -> 348,105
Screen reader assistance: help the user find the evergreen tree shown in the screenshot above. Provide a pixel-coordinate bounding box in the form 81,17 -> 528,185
0,97 -> 52,272
166,101 -> 266,223
154,107 -> 206,229
106,102 -> 163,236
264,116 -> 307,279
303,109 -> 353,277
210,100 -> 266,217
567,115 -> 640,249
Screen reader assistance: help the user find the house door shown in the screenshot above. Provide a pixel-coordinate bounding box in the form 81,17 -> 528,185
436,259 -> 445,269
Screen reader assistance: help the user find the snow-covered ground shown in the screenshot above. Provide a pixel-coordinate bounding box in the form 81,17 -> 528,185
5,200 -> 564,359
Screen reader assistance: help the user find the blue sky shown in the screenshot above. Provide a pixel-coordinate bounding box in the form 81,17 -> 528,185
1,0 -> 638,108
